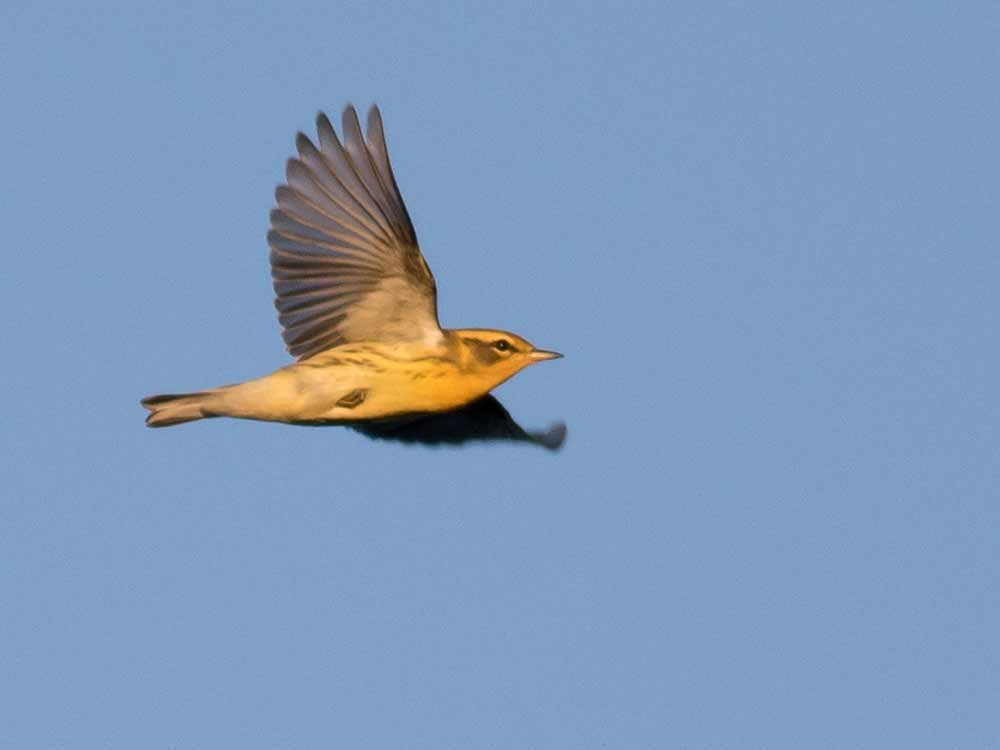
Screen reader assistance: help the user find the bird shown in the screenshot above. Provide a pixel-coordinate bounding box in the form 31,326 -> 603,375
141,104 -> 565,449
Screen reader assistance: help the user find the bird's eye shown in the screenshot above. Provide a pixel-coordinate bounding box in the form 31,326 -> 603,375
493,339 -> 511,352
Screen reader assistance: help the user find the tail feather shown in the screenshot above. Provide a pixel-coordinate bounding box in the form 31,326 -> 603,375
141,391 -> 217,428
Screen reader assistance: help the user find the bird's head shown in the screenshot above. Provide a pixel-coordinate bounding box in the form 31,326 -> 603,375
450,329 -> 562,386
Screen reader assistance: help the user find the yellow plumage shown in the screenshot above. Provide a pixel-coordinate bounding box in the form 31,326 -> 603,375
142,105 -> 561,445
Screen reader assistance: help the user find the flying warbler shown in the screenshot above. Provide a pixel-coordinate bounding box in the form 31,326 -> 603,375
141,105 -> 564,447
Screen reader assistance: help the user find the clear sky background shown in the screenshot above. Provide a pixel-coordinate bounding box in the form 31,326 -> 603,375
2,2 -> 998,747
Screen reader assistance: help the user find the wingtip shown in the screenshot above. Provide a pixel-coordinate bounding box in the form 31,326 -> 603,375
294,131 -> 314,154
341,103 -> 364,138
315,111 -> 337,146
534,422 -> 567,451
317,104 -> 385,144
366,104 -> 384,136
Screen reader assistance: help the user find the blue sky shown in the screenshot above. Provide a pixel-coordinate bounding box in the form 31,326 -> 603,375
2,2 -> 998,747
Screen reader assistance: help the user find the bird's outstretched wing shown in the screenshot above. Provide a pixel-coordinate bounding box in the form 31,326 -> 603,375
268,105 -> 440,360
351,395 -> 567,451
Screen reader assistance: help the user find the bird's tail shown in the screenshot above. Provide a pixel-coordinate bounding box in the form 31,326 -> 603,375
141,390 -> 220,428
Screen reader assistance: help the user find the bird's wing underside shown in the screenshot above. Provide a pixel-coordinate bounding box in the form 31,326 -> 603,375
268,105 -> 440,360
351,395 -> 567,451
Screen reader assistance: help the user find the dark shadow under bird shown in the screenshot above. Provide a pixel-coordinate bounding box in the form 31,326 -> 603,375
351,395 -> 566,450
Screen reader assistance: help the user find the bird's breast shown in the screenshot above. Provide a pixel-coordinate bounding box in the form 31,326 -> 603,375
353,363 -> 492,419
305,346 -> 495,421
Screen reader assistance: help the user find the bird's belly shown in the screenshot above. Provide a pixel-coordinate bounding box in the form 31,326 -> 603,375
321,366 -> 490,421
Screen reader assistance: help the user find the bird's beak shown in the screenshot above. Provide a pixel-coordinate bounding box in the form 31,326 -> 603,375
528,349 -> 563,362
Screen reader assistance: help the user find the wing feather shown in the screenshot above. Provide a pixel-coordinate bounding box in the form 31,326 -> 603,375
269,105 -> 439,360
315,113 -> 397,243
364,106 -> 418,246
